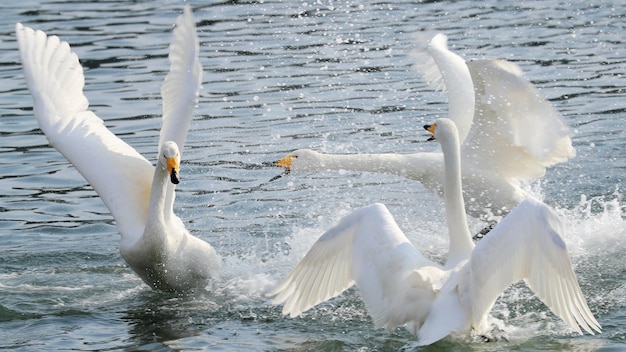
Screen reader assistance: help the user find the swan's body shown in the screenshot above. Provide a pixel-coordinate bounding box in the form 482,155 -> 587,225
270,119 -> 599,345
276,34 -> 575,219
16,6 -> 221,292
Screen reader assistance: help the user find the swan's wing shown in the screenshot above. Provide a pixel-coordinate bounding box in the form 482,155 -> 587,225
16,23 -> 154,238
412,33 -> 474,144
158,4 -> 202,158
463,60 -> 575,180
459,198 -> 601,335
269,203 -> 437,331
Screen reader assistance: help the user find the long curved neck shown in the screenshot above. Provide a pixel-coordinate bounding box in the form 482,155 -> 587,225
441,131 -> 474,269
311,152 -> 431,178
144,162 -> 175,237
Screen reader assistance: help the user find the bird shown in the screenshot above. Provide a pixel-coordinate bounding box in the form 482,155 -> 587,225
15,5 -> 221,293
269,118 -> 600,346
274,33 -> 575,220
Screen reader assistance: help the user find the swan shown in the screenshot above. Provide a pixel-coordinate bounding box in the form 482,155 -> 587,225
275,34 -> 575,220
15,5 -> 221,293
269,118 -> 600,345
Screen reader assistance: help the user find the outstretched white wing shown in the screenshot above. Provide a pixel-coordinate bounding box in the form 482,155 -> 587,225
413,33 -> 575,181
269,203 -> 438,331
460,198 -> 601,335
463,60 -> 575,179
16,23 -> 154,239
412,33 -> 475,144
158,4 -> 203,158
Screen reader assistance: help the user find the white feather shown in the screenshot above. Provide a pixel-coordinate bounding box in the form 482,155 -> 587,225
16,5 -> 220,292
276,33 -> 575,220
270,118 -> 600,345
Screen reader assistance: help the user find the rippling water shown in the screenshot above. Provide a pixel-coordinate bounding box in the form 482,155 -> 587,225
1,0 -> 625,350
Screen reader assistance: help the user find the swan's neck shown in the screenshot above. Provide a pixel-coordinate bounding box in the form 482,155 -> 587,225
144,162 -> 175,239
441,133 -> 474,269
309,152 -> 431,178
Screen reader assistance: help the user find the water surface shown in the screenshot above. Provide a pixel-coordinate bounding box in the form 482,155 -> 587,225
1,0 -> 625,350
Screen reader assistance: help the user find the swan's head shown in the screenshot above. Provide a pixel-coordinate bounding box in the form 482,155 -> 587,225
424,118 -> 459,143
275,149 -> 323,173
160,141 -> 180,185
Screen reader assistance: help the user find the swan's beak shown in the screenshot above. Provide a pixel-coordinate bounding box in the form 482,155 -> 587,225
275,155 -> 295,173
166,156 -> 180,185
424,123 -> 437,141
268,154 -> 294,182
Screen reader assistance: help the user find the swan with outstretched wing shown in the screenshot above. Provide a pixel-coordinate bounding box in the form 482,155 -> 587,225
270,118 -> 598,345
274,34 -> 574,220
16,5 -> 221,292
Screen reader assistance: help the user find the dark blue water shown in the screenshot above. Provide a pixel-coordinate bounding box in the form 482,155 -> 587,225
1,0 -> 625,350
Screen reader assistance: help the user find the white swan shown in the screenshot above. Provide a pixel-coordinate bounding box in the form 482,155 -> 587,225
16,5 -> 221,293
269,118 -> 600,345
275,34 -> 575,220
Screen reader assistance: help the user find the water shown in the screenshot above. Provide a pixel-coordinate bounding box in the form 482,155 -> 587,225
1,0 -> 625,350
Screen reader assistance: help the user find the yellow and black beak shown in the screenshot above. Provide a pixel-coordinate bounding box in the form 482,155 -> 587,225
267,154 -> 295,182
275,154 -> 295,173
424,123 -> 437,141
166,156 -> 180,184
